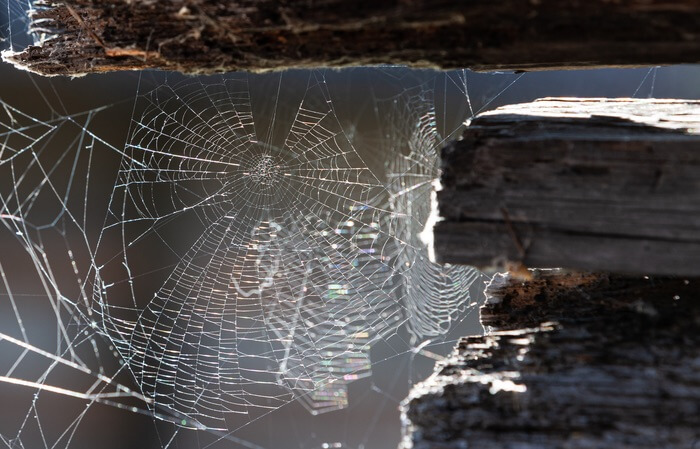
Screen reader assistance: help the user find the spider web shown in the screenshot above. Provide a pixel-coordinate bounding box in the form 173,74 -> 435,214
95,72 -> 409,427
382,80 -> 480,341
0,62 -> 492,448
3,3 -> 696,445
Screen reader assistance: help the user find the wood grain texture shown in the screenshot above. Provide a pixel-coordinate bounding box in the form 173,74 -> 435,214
435,98 -> 700,275
3,0 -> 700,76
401,271 -> 700,449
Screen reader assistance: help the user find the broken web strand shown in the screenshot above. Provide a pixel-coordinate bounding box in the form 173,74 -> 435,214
0,202 -> 148,449
0,86 -> 190,448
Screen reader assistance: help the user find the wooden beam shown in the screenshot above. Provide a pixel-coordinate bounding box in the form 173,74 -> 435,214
401,271 -> 700,449
434,98 -> 700,276
3,0 -> 700,76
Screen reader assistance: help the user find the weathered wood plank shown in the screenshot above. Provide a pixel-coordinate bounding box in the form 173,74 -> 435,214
3,0 -> 700,76
401,271 -> 700,449
434,98 -> 700,275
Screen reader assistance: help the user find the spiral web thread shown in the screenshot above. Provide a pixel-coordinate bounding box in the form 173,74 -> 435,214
94,72 -> 413,427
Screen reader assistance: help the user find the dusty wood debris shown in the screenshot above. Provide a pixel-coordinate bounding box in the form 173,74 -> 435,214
401,270 -> 700,449
3,0 -> 700,76
434,97 -> 700,276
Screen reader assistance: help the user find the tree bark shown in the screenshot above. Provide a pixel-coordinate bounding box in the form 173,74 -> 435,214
4,0 -> 700,76
434,97 -> 700,276
401,270 -> 700,449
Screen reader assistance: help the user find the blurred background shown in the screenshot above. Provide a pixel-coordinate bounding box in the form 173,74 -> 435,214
1,3 -> 700,449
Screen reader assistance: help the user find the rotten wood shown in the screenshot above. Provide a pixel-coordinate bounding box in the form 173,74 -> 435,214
401,270 -> 700,449
434,97 -> 700,276
3,0 -> 700,76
